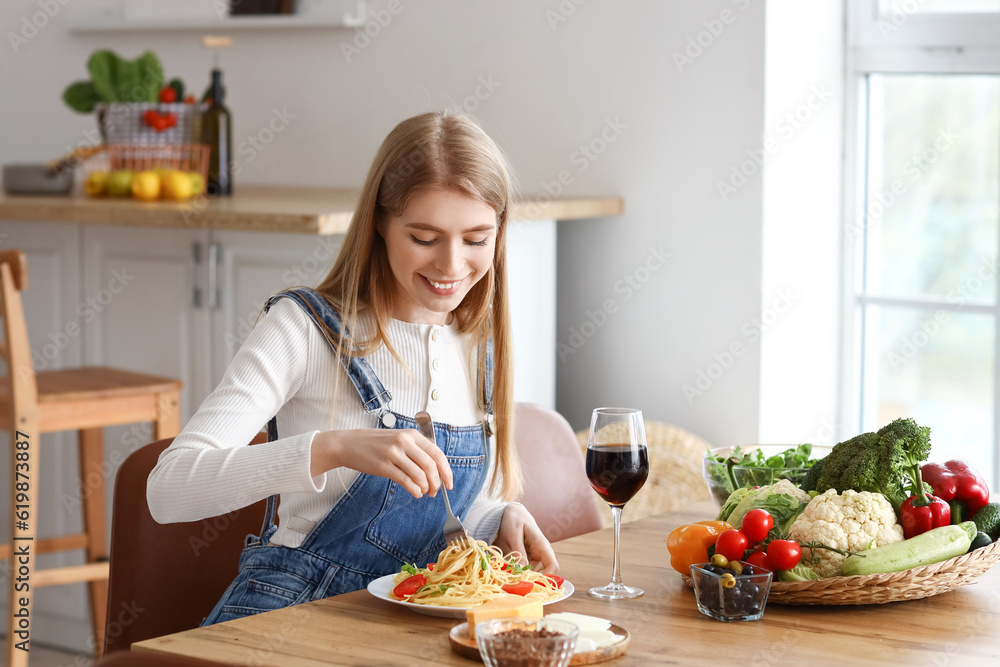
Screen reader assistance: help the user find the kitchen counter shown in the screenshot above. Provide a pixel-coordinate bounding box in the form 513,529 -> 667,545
0,185 -> 623,234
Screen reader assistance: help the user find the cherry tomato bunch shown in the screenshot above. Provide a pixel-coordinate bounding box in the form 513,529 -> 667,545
143,109 -> 178,133
712,508 -> 802,572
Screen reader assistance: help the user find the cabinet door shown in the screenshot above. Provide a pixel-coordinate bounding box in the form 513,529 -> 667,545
81,226 -> 212,425
209,230 -> 342,382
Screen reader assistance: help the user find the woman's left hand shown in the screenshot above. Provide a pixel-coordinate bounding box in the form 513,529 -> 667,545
494,503 -> 559,574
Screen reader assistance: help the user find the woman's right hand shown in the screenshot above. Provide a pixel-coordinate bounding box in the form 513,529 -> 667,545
311,429 -> 454,499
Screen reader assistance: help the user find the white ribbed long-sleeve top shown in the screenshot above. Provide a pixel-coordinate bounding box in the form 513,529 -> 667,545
146,297 -> 508,548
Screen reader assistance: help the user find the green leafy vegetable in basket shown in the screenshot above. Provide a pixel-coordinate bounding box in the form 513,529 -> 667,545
705,444 -> 821,501
63,50 -> 164,112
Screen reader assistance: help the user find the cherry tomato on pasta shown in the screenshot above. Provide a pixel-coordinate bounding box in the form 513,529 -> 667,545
501,581 -> 534,596
392,574 -> 427,599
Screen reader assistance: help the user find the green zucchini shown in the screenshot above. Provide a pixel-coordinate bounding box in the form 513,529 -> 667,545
842,522 -> 975,576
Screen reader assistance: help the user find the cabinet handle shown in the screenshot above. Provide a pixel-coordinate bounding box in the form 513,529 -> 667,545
208,242 -> 221,310
191,242 -> 202,308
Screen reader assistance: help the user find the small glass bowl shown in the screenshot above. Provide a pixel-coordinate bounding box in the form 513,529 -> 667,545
475,618 -> 579,667
690,561 -> 772,622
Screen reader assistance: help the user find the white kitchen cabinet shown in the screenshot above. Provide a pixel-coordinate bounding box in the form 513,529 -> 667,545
209,230 -> 342,380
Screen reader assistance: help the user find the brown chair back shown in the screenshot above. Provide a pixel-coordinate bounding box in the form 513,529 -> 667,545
514,403 -> 603,542
104,434 -> 268,654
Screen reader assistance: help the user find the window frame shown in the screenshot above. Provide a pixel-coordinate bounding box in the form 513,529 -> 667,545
844,0 -> 1000,487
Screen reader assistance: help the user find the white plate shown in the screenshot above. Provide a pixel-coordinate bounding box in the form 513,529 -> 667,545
366,574 -> 575,619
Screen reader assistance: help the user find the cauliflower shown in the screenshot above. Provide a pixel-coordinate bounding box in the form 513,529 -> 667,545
787,489 -> 904,578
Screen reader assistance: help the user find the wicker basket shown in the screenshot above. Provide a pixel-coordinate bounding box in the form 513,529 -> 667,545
683,540 -> 1000,605
82,144 -> 210,183
96,102 -> 206,145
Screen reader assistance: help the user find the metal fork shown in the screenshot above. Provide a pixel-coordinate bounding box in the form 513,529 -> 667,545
415,411 -> 470,548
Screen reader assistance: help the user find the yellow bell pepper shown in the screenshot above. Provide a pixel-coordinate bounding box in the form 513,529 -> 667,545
666,520 -> 733,575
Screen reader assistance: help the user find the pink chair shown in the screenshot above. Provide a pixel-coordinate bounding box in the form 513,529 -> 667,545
514,403 -> 604,542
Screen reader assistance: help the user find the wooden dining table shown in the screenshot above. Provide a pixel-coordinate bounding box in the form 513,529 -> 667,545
132,502 -> 1000,666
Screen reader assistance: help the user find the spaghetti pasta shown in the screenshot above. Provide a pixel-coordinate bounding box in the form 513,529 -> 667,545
389,539 -> 564,607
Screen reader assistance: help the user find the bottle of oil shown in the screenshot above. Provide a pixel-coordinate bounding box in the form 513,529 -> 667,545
202,68 -> 231,196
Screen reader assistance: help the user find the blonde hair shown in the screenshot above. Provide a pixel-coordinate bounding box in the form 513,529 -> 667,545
311,111 -> 520,500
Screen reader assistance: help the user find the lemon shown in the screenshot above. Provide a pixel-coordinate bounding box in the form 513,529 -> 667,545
84,171 -> 108,197
106,170 -> 133,197
162,169 -> 194,201
187,172 -> 205,197
131,170 -> 161,201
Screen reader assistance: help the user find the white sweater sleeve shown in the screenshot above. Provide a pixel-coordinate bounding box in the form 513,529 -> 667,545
147,299 -> 327,524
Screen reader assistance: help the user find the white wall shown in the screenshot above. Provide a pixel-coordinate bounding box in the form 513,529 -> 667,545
1,0 -> 783,652
759,0 -> 846,448
3,0 -> 769,445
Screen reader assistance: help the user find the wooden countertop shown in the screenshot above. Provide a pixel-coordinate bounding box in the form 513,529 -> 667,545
0,186 -> 623,235
132,503 -> 1000,666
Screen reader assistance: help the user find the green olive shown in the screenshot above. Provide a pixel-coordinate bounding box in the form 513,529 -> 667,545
720,573 -> 737,588
710,554 -> 729,568
728,561 -> 744,575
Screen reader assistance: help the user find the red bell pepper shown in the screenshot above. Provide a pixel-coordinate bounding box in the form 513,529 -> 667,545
901,464 -> 951,538
921,460 -> 990,520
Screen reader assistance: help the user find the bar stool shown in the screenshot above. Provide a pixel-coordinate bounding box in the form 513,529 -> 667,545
0,250 -> 182,667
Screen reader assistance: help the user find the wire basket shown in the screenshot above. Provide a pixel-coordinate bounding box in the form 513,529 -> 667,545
83,144 -> 210,183
683,539 -> 1000,605
96,102 -> 207,145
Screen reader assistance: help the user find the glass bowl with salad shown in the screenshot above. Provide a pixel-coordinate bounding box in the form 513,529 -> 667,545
703,444 -> 829,506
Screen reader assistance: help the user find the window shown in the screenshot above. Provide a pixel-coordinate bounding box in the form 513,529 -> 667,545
847,1 -> 1000,488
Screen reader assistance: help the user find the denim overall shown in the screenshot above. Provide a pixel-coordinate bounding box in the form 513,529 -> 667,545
202,288 -> 493,625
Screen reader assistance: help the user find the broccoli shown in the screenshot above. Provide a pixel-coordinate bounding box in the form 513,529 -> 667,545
812,418 -> 932,515
800,457 -> 825,492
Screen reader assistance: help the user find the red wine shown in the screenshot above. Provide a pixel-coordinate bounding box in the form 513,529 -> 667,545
586,444 -> 649,506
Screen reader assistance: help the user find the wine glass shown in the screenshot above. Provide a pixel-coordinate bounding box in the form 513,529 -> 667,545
585,407 -> 649,600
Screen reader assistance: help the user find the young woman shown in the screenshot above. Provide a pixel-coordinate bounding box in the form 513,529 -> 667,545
146,111 -> 558,624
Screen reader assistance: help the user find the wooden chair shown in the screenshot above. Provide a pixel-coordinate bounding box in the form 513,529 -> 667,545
0,250 -> 182,666
514,403 -> 604,542
576,419 -> 713,526
103,435 -> 268,655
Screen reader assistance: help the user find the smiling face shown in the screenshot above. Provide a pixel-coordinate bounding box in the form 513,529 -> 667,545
379,188 -> 498,325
